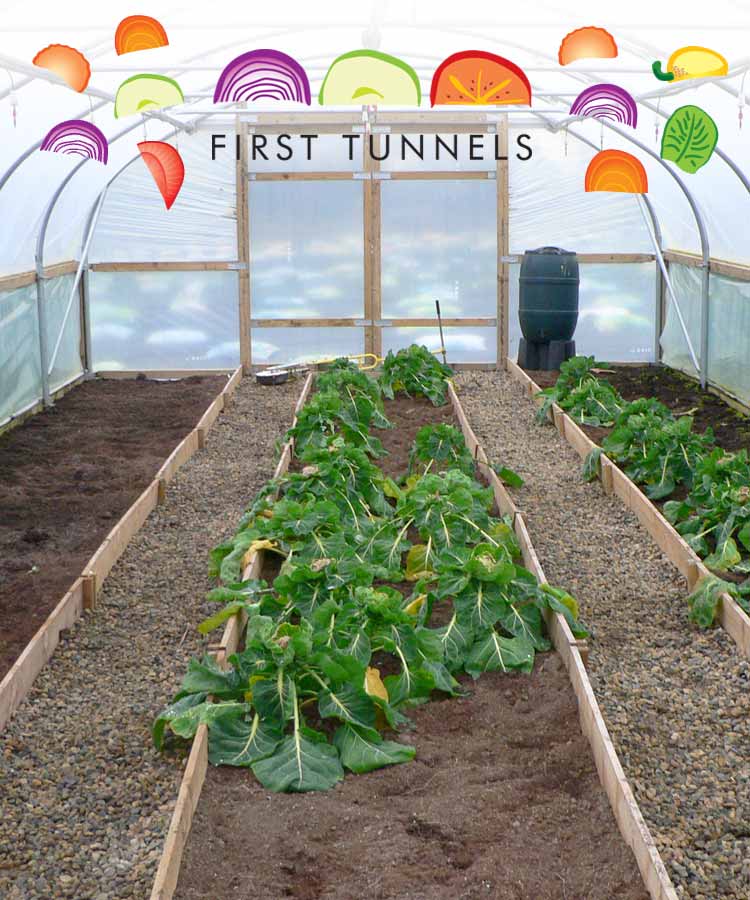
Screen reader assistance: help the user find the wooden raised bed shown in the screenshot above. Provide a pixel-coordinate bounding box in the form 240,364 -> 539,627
0,368 -> 244,734
150,372 -> 676,900
505,359 -> 750,660
150,372 -> 314,900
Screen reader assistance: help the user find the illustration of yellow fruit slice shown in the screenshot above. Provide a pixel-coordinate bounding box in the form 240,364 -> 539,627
653,46 -> 729,82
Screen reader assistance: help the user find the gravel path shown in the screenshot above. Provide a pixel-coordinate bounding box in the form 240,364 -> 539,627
0,375 -> 301,900
455,371 -> 750,900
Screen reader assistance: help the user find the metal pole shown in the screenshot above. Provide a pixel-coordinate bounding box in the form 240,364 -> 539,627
641,194 -> 664,364
82,265 -> 93,374
46,189 -> 107,376
700,262 -> 711,389
636,196 -> 701,374
34,263 -> 51,407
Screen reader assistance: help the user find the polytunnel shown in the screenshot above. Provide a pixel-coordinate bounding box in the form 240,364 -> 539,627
1,0 -> 750,427
4,4 -> 750,899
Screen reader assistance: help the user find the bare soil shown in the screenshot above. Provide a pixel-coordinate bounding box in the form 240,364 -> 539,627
376,394 -> 455,479
174,389 -> 648,900
176,660 -> 647,900
0,375 -> 226,678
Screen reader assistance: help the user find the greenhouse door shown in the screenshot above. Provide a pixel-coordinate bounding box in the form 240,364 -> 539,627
243,119 -> 507,368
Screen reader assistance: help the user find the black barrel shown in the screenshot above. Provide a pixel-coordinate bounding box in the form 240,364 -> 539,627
519,246 -> 580,343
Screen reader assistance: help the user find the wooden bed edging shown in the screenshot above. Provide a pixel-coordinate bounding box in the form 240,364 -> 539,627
450,378 -> 677,900
448,382 -> 585,662
153,372 -> 673,900
505,358 -> 750,659
150,372 -> 313,900
0,578 -> 84,732
0,368 -> 244,736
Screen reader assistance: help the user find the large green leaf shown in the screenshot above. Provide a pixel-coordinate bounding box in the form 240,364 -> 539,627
703,537 -> 741,573
317,683 -> 378,736
384,665 -> 435,706
178,657 -> 244,700
208,710 -> 282,767
251,671 -> 296,726
152,692 -> 207,749
454,581 -> 509,631
434,612 -> 474,671
333,724 -> 415,774
685,575 -> 730,629
498,602 -> 550,651
465,630 -> 535,678
251,732 -> 344,792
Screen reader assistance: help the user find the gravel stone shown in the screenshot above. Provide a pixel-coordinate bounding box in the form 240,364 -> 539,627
0,375 -> 301,900
455,370 -> 750,900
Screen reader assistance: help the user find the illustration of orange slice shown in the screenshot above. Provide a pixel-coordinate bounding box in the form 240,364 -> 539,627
33,44 -> 91,92
559,27 -> 618,66
115,15 -> 169,55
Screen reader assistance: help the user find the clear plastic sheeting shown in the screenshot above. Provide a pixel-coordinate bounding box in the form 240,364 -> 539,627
89,270 -> 239,370
251,327 -> 364,365
381,180 -> 496,318
0,283 -> 41,424
707,273 -> 750,403
509,262 -> 656,362
659,263 -> 701,377
383,327 -> 496,363
89,132 -> 237,263
509,127 -> 651,255
44,273 -> 83,391
0,150 -> 80,276
250,181 -> 364,318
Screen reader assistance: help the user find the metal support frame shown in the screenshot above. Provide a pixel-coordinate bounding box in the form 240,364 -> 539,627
2,27 -> 747,391
534,118 -> 666,365
637,195 -> 700,374
537,111 -> 712,387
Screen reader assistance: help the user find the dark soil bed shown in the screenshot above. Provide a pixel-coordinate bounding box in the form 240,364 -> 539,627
175,660 -> 647,900
528,363 -> 750,452
0,375 -> 226,679
174,390 -> 648,900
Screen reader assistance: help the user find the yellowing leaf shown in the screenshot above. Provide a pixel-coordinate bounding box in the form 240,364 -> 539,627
250,539 -> 278,553
404,594 -> 426,616
405,544 -> 436,582
241,539 -> 280,567
556,592 -> 579,620
364,666 -> 389,702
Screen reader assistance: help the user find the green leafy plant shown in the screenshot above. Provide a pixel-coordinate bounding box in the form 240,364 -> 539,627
665,449 -> 750,572
409,423 -> 475,477
603,400 -> 714,500
379,344 -> 454,406
535,355 -> 623,427
684,574 -> 750,629
156,344 -> 585,793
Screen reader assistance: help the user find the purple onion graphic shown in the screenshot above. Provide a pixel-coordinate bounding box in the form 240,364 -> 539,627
214,49 -> 311,104
570,84 -> 638,128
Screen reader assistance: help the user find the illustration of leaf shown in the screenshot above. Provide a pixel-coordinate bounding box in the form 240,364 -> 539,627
661,105 -> 718,174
